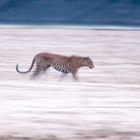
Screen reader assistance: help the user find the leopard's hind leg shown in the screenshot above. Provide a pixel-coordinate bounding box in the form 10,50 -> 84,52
31,63 -> 50,79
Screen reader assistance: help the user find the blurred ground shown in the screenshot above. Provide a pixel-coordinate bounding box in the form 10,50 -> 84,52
0,26 -> 140,140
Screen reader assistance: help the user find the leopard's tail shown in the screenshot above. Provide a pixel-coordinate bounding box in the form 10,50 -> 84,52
16,56 -> 36,74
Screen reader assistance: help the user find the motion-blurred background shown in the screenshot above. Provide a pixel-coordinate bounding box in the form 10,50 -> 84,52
0,0 -> 140,26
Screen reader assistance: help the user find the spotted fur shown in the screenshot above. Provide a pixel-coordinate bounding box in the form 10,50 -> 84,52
16,52 -> 94,80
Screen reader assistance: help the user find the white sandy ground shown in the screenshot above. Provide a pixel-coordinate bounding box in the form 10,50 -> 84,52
0,26 -> 140,139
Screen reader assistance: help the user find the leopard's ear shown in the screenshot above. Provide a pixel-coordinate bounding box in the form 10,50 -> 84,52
84,57 -> 89,60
